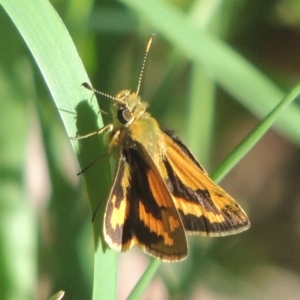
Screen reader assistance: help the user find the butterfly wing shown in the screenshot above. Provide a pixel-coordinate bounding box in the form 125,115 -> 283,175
162,132 -> 250,236
104,142 -> 188,261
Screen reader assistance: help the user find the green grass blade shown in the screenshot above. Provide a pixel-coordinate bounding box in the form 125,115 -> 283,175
186,65 -> 215,164
211,83 -> 300,182
0,0 -> 117,299
127,259 -> 161,300
185,0 -> 222,164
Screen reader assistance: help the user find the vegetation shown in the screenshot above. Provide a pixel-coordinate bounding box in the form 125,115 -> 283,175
1,0 -> 300,299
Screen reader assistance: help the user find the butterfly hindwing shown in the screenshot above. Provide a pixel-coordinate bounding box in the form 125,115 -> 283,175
104,141 -> 188,261
162,132 -> 250,236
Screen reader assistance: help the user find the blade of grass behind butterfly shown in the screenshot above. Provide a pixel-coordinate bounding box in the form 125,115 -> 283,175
211,83 -> 300,183
185,0 -> 223,164
0,0 -> 117,299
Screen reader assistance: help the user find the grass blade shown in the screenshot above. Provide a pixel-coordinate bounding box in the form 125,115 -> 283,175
211,83 -> 300,182
0,0 -> 117,299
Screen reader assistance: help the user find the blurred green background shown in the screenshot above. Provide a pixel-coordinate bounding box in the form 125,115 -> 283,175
1,0 -> 300,299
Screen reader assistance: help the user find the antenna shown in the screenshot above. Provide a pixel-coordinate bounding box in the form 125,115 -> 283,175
82,35 -> 155,102
81,82 -> 127,106
136,34 -> 154,95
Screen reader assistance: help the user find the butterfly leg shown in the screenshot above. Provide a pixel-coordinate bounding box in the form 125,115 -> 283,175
70,124 -> 113,140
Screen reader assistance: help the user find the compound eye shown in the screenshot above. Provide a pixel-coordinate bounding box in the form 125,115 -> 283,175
117,107 -> 132,124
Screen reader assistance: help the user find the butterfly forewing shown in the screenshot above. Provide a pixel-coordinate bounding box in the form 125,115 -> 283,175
104,141 -> 188,261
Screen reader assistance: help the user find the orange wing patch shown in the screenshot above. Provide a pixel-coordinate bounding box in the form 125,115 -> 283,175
162,132 -> 250,236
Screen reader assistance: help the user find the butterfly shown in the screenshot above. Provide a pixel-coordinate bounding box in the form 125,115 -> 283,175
77,35 -> 250,262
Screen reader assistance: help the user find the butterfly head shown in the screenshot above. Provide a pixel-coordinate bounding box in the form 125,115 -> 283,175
111,90 -> 148,127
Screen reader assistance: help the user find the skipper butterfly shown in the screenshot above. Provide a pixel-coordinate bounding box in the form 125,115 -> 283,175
76,36 -> 250,262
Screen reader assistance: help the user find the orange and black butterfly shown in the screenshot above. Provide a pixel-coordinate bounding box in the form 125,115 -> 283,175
78,36 -> 250,262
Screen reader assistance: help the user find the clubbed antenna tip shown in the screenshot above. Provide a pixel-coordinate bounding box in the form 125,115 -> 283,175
136,34 -> 155,95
